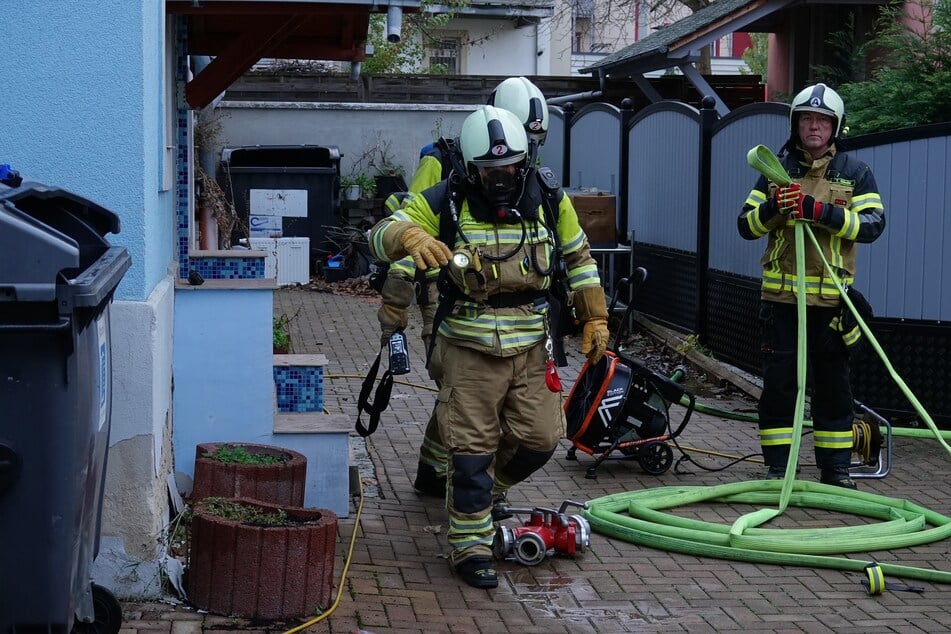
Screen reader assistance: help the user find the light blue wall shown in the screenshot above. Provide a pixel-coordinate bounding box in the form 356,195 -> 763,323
172,288 -> 276,481
0,1 -> 173,301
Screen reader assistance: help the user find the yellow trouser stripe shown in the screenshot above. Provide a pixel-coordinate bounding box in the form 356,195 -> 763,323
448,514 -> 495,550
760,427 -> 793,446
814,430 -> 854,449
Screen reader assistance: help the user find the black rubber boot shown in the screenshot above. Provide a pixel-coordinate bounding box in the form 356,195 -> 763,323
764,465 -> 786,480
413,462 -> 447,498
820,466 -> 857,489
454,556 -> 498,589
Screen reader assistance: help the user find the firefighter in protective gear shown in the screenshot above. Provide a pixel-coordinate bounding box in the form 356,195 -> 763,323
369,105 -> 606,588
402,78 -> 556,498
737,83 -> 885,489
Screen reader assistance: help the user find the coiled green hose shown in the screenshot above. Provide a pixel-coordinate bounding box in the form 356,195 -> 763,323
583,480 -> 951,584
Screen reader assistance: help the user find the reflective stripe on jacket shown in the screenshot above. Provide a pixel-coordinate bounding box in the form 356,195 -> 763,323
369,176 -> 601,356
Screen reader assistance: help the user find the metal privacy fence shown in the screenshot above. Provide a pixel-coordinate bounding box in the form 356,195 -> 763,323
543,100 -> 951,426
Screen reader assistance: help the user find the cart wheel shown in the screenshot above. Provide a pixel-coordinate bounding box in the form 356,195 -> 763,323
72,584 -> 122,634
566,446 -> 577,461
638,441 -> 673,475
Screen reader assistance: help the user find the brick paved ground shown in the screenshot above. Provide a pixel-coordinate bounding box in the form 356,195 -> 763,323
121,285 -> 951,633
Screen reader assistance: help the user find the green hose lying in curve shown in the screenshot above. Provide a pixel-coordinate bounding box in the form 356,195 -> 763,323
584,146 -> 951,587
583,480 -> 951,584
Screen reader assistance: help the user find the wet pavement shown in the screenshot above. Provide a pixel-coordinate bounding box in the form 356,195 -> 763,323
121,285 -> 951,633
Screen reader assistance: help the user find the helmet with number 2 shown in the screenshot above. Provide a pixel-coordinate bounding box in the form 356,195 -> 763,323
489,77 -> 549,146
460,105 -> 529,205
461,105 -> 528,171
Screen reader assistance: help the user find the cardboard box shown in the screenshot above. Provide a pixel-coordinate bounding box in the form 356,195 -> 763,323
568,190 -> 617,246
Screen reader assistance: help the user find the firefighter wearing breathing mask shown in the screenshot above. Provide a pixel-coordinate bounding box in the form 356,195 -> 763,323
738,83 -> 885,489
408,76 -> 553,499
368,105 -> 607,588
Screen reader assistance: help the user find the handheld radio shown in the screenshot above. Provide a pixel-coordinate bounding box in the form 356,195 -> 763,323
388,331 -> 410,375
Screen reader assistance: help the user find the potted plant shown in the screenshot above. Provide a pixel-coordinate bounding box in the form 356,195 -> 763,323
189,442 -> 307,507
374,162 -> 406,200
340,172 -> 376,201
367,139 -> 407,198
186,496 -> 337,620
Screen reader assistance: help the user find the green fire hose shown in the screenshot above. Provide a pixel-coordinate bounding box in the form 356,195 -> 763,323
584,146 -> 951,590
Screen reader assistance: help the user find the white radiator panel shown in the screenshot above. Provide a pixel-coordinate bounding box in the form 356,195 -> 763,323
248,237 -> 311,286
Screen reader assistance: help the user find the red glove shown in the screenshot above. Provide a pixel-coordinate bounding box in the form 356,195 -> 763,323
774,183 -> 801,215
774,184 -> 827,222
791,193 -> 826,222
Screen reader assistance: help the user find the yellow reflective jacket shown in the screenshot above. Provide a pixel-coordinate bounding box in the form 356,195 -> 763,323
370,174 -> 602,356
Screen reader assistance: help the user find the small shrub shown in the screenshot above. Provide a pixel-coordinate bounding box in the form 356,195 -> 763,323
202,444 -> 288,465
273,314 -> 292,352
199,497 -> 292,526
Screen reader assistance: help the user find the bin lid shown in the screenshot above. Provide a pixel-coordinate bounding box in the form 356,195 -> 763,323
0,182 -> 128,304
221,145 -> 341,169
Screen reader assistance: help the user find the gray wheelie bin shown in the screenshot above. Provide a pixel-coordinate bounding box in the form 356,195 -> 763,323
0,182 -> 131,633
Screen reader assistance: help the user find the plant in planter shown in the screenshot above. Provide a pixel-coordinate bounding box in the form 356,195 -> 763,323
189,442 -> 307,507
348,134 -> 406,200
367,138 -> 407,199
187,496 -> 337,620
340,172 -> 377,201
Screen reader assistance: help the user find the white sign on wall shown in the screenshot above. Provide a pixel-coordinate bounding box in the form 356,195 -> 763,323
250,189 -> 308,217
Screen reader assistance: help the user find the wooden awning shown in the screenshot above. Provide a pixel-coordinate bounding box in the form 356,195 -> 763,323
167,0 -> 418,108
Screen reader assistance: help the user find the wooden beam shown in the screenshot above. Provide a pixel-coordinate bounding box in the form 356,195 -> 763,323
185,14 -> 308,108
167,1 -> 384,15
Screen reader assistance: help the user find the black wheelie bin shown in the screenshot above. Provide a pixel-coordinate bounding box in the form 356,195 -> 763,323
0,181 -> 132,633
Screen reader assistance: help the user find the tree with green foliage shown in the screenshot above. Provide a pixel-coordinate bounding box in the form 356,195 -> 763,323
833,0 -> 950,134
361,0 -> 469,74
741,33 -> 769,83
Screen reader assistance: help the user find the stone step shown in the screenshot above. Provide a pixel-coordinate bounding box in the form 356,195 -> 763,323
273,410 -> 352,434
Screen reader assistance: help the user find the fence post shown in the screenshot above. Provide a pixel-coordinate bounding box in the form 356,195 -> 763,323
695,95 -> 718,343
618,98 -> 635,245
562,102 -> 575,188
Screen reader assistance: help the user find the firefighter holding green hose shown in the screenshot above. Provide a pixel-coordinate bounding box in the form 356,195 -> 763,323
737,83 -> 885,489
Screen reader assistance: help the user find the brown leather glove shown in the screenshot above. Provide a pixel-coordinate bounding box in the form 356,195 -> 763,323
390,222 -> 452,270
573,286 -> 609,365
581,318 -> 609,365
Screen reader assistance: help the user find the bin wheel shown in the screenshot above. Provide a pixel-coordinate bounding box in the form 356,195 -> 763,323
72,584 -> 122,634
638,441 -> 673,475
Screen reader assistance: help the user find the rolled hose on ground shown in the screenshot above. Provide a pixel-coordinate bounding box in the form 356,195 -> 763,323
582,480 -> 951,584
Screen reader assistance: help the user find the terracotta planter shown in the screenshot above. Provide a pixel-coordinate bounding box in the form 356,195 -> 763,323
187,497 -> 337,620
190,442 -> 306,507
